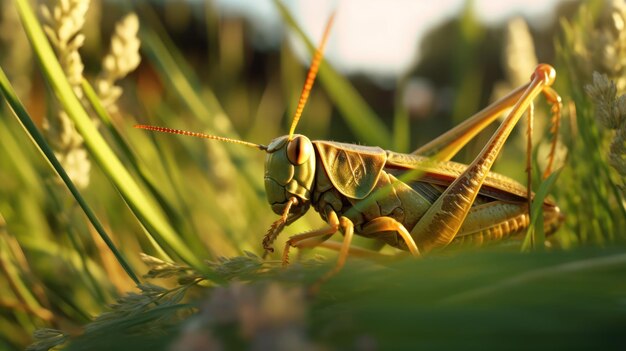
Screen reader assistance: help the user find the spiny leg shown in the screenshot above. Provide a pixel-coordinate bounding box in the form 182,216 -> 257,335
310,216 -> 355,293
411,64 -> 557,254
283,208 -> 339,266
263,197 -> 298,257
359,217 -> 420,256
313,240 -> 393,260
283,232 -> 339,266
320,217 -> 354,280
281,210 -> 359,291
292,234 -> 335,261
284,225 -> 390,266
286,215 -> 422,261
293,219 -> 416,262
302,216 -> 423,292
283,230 -> 336,266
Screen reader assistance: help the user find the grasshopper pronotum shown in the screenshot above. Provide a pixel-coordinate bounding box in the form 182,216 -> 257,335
136,12 -> 563,285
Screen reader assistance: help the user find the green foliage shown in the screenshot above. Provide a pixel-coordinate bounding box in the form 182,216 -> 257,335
556,0 -> 626,246
0,0 -> 625,350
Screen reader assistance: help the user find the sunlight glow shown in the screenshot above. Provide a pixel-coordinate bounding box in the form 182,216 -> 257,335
216,0 -> 571,78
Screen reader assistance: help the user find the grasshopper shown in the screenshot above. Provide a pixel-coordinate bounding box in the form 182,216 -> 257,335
136,13 -> 563,283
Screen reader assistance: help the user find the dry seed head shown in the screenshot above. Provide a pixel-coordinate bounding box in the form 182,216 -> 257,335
585,72 -> 626,181
96,13 -> 141,114
610,127 -> 626,177
26,328 -> 68,351
41,0 -> 89,98
54,144 -> 91,189
570,0 -> 626,91
41,0 -> 89,53
137,283 -> 169,297
140,253 -> 193,280
41,0 -> 92,189
615,94 -> 626,127
84,280 -> 189,335
31,328 -> 67,340
570,1 -> 626,185
585,72 -> 626,130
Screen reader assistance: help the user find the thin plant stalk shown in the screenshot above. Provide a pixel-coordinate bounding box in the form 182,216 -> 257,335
12,0 -> 206,271
0,65 -> 139,285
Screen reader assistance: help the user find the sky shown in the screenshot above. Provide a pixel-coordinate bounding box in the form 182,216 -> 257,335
215,0 -> 572,78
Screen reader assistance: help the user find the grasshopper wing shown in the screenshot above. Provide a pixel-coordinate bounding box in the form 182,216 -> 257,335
314,141 -> 387,199
385,151 -> 537,204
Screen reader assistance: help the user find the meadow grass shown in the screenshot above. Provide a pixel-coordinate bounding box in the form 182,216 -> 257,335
0,0 -> 625,350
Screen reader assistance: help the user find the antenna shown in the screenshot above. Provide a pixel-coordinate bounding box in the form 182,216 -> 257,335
288,11 -> 336,139
135,125 -> 267,150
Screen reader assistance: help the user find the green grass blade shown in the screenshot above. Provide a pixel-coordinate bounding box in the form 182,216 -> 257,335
0,114 -> 42,195
274,0 -> 392,148
0,66 -> 139,284
81,79 -> 209,257
12,0 -> 204,271
0,233 -> 44,326
393,78 -> 410,153
136,10 -> 264,195
522,170 -> 560,251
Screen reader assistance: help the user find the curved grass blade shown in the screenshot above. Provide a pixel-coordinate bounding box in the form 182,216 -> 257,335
522,170 -> 560,251
12,0 -> 206,272
135,5 -> 264,195
81,79 -> 209,257
0,231 -> 52,325
0,66 -> 139,285
393,78 -> 411,153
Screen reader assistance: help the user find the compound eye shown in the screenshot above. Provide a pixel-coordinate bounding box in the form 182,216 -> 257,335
287,135 -> 312,165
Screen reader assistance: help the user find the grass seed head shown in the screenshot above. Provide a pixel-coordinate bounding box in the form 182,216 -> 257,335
96,13 -> 141,115
40,0 -> 92,189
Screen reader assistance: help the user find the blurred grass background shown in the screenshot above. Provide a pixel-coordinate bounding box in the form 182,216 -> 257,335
0,0 -> 625,349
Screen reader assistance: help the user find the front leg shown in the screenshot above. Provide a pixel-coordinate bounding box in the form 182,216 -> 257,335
282,208 -> 357,287
282,207 -> 339,266
262,197 -> 298,257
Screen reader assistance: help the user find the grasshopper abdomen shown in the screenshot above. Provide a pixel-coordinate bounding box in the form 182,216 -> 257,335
307,140 -> 562,252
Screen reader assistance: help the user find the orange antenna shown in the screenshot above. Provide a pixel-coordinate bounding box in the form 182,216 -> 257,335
288,11 -> 336,139
135,125 -> 267,150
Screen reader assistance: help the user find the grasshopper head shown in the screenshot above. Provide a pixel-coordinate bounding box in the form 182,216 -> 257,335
264,134 -> 316,222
